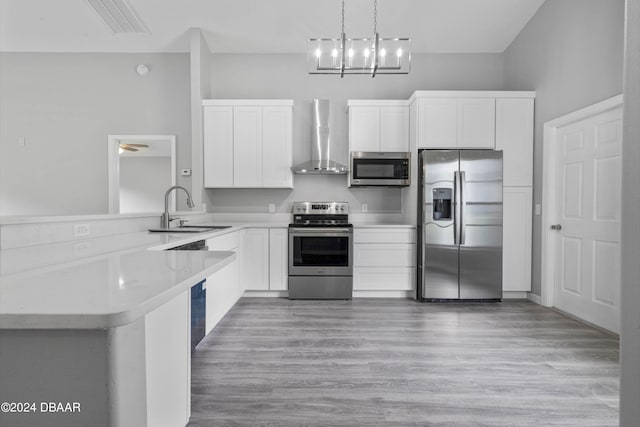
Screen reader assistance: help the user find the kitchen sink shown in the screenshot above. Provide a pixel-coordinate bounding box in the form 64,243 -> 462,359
148,225 -> 232,233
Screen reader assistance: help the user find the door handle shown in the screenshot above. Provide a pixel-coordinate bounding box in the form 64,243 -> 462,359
454,171 -> 460,245
459,171 -> 466,245
550,224 -> 562,231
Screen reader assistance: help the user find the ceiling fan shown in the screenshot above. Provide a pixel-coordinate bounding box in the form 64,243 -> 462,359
119,143 -> 149,152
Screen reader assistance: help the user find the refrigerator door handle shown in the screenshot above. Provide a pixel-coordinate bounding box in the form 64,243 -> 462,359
454,171 -> 461,245
460,170 -> 466,245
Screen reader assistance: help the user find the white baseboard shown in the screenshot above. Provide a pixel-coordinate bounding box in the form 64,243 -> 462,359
242,290 -> 414,299
526,292 -> 543,305
242,291 -> 288,298
353,290 -> 413,298
502,291 -> 528,299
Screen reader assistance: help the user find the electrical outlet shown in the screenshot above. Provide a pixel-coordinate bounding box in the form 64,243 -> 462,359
268,203 -> 276,213
74,242 -> 91,255
73,223 -> 90,237
362,203 -> 368,213
18,137 -> 26,147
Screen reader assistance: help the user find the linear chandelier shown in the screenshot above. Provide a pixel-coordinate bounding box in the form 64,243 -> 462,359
307,0 -> 410,77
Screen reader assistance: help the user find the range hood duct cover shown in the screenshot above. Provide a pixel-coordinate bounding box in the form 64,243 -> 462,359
293,99 -> 349,174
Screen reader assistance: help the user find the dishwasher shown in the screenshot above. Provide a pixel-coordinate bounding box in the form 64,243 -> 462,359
168,239 -> 208,353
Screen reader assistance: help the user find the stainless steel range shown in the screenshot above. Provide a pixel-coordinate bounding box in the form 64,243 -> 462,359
288,202 -> 353,299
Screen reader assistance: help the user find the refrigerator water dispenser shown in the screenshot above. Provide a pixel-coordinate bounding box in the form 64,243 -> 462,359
432,188 -> 452,220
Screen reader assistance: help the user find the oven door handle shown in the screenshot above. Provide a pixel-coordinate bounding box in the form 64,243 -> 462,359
289,228 -> 353,234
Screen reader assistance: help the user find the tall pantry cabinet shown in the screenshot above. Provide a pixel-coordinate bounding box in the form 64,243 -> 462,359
410,91 -> 535,294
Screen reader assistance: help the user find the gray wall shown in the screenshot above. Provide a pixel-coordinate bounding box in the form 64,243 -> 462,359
503,0 -> 625,296
620,0 -> 640,423
206,53 -> 504,213
0,53 -> 191,216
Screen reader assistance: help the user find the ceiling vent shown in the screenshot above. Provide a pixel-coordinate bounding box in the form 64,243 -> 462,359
87,0 -> 150,34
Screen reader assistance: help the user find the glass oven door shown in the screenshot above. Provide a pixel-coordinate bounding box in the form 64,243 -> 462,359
288,228 -> 353,276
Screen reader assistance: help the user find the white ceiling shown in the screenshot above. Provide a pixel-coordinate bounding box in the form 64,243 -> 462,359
0,0 -> 546,54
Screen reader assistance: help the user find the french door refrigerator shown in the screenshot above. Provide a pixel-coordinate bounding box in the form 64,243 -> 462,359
417,149 -> 503,301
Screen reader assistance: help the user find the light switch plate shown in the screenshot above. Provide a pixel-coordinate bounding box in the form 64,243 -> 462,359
362,203 -> 368,213
535,204 -> 541,215
268,203 -> 275,213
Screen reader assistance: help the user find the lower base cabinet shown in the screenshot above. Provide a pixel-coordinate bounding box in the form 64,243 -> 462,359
268,228 -> 288,291
205,230 -> 245,334
145,291 -> 190,427
354,267 -> 415,291
0,291 -> 192,427
244,227 -> 288,291
502,187 -> 532,292
244,229 -> 269,290
353,228 -> 417,292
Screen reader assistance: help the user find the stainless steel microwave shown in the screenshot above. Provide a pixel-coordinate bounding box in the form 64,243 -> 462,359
349,152 -> 411,187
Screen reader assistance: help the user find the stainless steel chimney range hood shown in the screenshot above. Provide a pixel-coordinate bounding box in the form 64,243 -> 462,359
292,99 -> 349,175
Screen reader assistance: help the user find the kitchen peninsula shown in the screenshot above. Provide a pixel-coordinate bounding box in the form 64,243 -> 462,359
0,228 -> 238,427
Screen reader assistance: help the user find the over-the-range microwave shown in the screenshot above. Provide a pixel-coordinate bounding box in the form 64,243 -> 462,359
349,152 -> 411,187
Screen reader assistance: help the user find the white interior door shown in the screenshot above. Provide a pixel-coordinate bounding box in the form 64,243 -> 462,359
553,108 -> 622,333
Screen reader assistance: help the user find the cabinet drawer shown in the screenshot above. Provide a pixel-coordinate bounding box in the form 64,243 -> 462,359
207,230 -> 242,251
354,267 -> 415,291
354,228 -> 416,243
354,243 -> 416,267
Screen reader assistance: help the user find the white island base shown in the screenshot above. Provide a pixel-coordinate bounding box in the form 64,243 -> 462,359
0,290 -> 191,427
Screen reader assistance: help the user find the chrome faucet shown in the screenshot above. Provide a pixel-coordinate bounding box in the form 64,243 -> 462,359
160,186 -> 195,229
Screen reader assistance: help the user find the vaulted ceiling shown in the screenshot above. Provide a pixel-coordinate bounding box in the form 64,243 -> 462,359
0,0 -> 546,53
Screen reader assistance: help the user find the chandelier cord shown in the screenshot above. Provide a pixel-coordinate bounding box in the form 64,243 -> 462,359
373,0 -> 377,34
341,0 -> 345,35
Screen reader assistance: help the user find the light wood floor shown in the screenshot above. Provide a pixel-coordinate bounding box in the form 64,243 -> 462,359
189,298 -> 619,426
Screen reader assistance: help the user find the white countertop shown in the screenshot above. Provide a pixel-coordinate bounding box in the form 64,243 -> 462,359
0,249 -> 235,329
0,222 -> 268,330
352,223 -> 416,228
0,220 -> 409,330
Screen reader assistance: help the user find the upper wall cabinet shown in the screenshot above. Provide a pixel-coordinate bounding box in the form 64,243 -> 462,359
348,101 -> 409,152
417,97 -> 496,149
203,100 -> 293,188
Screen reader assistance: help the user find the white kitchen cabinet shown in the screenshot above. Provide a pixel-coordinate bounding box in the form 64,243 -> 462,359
354,228 -> 416,244
502,187 -> 532,292
145,290 -> 190,427
418,98 -> 457,148
417,97 -> 495,148
268,228 -> 288,291
244,228 -> 270,290
354,243 -> 416,267
203,106 -> 233,187
380,106 -> 410,151
205,230 -> 245,334
203,100 -> 293,188
354,267 -> 415,291
233,106 -> 263,187
353,227 -> 417,291
349,106 -> 380,152
262,107 -> 294,188
348,101 -> 409,152
495,98 -> 534,186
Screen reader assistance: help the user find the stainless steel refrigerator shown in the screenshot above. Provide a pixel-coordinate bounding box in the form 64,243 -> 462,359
417,149 -> 503,301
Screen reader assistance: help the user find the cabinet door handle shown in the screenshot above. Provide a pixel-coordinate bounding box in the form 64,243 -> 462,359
550,224 -> 562,231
